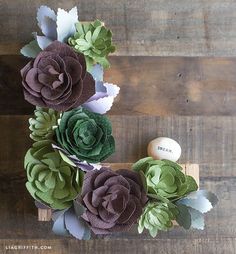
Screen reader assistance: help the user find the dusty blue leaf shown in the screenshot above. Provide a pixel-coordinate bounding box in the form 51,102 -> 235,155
37,5 -> 56,29
52,213 -> 69,236
65,208 -> 91,240
89,64 -> 104,81
57,7 -> 78,42
188,207 -> 205,230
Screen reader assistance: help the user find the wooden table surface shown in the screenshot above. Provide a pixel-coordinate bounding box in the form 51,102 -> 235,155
0,1 -> 236,254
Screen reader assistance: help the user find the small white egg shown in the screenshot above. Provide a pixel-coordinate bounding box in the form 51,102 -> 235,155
147,137 -> 181,162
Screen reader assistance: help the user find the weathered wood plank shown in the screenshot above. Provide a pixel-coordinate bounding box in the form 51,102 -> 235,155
0,174 -> 233,239
1,56 -> 236,116
1,0 -> 236,56
0,115 -> 235,177
1,238 -> 236,254
38,163 -> 200,221
0,115 -> 235,241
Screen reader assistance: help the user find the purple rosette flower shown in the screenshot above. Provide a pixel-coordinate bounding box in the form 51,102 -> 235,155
80,167 -> 148,234
21,41 -> 95,111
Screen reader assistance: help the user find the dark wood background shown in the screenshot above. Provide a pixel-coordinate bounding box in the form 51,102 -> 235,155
0,1 -> 236,254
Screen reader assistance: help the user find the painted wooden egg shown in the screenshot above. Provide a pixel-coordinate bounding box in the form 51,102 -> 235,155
147,137 -> 181,162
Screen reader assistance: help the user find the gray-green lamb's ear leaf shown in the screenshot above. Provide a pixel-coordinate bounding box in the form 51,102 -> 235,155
175,203 -> 191,229
20,40 -> 41,58
188,207 -> 205,230
132,157 -> 153,172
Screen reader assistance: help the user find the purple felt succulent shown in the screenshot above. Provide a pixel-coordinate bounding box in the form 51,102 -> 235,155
21,41 -> 95,111
80,167 -> 148,234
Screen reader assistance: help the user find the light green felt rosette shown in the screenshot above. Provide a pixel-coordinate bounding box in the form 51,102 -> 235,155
24,140 -> 84,210
132,157 -> 198,199
29,107 -> 60,141
55,107 -> 115,163
68,20 -> 115,70
138,202 -> 179,237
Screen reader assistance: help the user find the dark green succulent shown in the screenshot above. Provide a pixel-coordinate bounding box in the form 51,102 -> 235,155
68,20 -> 115,70
55,107 -> 115,163
24,140 -> 84,209
29,107 -> 60,141
132,157 -> 198,200
138,201 -> 178,237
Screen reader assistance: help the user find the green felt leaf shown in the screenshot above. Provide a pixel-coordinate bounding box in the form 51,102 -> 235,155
24,140 -> 82,210
138,201 -> 177,237
133,157 -> 198,201
29,107 -> 60,142
55,108 -> 115,163
175,203 -> 191,229
68,20 -> 115,69
132,157 -> 153,172
20,40 -> 41,58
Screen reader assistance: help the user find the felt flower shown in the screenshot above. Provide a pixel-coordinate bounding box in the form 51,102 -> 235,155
29,107 -> 60,141
68,20 -> 115,70
80,168 -> 148,234
55,108 -> 115,163
21,41 -> 95,111
132,158 -> 198,199
24,140 -> 84,209
138,202 -> 178,237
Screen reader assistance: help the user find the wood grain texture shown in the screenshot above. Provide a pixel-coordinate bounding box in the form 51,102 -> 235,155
0,115 -> 235,243
1,0 -> 236,56
38,163 -> 199,221
1,238 -> 236,254
1,55 -> 236,116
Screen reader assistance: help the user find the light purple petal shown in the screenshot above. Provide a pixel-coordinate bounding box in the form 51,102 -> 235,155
52,143 -> 101,171
83,82 -> 120,114
37,6 -> 56,30
35,35 -> 53,49
57,7 -> 78,42
40,16 -> 57,40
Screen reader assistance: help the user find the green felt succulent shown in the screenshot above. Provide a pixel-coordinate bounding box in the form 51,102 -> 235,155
132,158 -> 198,200
24,140 -> 84,209
138,201 -> 179,237
55,107 -> 115,163
29,107 -> 60,141
68,20 -> 115,70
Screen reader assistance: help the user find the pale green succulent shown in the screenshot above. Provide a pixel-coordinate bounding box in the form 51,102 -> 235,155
138,201 -> 178,237
132,158 -> 198,200
29,107 -> 60,141
24,140 -> 84,209
68,20 -> 115,70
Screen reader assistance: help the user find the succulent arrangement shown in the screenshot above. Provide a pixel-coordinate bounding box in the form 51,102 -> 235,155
20,5 -> 218,240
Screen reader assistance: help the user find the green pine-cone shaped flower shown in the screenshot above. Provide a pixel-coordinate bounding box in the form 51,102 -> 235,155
132,157 -> 198,199
138,202 -> 179,237
24,140 -> 84,209
68,20 -> 116,70
29,107 -> 60,141
55,107 -> 115,163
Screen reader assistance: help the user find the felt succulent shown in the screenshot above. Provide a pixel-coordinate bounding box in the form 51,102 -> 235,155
80,168 -> 148,234
68,20 -> 115,70
132,158 -> 198,199
24,140 -> 84,209
21,41 -> 95,111
29,107 -> 60,141
55,107 -> 115,163
138,202 -> 178,237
